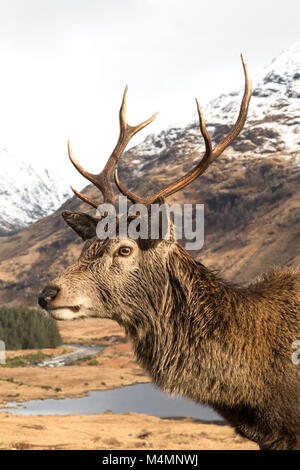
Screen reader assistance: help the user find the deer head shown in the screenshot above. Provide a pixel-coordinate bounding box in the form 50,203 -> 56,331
38,55 -> 251,323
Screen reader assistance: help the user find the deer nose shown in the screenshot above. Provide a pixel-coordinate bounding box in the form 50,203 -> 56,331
38,286 -> 60,309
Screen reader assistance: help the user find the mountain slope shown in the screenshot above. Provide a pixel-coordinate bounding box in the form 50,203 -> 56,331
122,41 -> 300,176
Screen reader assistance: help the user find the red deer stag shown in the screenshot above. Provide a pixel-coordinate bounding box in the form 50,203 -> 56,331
38,56 -> 300,450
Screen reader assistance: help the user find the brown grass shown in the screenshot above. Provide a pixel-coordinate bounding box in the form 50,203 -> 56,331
0,412 -> 257,450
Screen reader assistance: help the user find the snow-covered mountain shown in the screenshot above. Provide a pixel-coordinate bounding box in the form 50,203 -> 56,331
121,41 -> 300,174
205,41 -> 300,156
0,147 -> 71,234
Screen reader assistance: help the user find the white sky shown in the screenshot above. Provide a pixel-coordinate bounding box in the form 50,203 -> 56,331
0,0 -> 299,189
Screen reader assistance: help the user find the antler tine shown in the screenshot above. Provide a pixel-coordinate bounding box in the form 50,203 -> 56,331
69,86 -> 158,208
115,55 -> 252,205
70,185 -> 99,209
212,54 -> 252,159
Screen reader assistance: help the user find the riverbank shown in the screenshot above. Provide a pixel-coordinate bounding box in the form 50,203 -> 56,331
0,341 -> 150,405
0,318 -> 149,405
0,412 -> 258,450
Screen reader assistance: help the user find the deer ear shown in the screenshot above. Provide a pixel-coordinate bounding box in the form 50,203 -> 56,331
61,211 -> 98,240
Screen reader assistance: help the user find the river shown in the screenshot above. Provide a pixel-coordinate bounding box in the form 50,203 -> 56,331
4,343 -> 223,422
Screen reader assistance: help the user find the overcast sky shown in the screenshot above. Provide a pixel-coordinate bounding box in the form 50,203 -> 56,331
0,0 -> 299,189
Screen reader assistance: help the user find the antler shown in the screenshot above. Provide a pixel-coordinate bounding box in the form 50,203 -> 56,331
69,86 -> 158,208
114,54 -> 252,205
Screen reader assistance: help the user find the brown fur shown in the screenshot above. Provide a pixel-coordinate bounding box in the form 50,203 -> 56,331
39,223 -> 300,450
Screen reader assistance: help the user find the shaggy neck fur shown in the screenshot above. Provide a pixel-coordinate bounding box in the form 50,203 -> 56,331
117,243 -> 300,449
122,244 -> 299,445
125,245 -> 255,405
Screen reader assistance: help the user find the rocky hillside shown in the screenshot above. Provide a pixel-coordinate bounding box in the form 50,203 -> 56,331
0,42 -> 299,306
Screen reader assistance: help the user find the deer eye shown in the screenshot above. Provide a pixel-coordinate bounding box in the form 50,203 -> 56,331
118,246 -> 133,257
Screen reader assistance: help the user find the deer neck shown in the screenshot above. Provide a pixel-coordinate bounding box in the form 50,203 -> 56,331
125,244 -> 246,401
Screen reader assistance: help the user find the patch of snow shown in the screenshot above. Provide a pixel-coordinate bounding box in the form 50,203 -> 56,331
0,146 -> 71,233
127,41 -> 300,162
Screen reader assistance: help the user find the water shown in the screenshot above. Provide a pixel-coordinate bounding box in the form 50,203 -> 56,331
3,342 -> 223,421
4,383 -> 222,421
